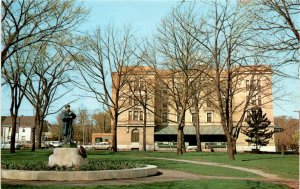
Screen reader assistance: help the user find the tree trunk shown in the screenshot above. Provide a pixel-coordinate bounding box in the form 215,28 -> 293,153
37,119 -> 44,149
31,127 -> 36,151
142,106 -> 147,151
226,136 -> 235,160
195,110 -> 202,152
9,85 -> 18,153
177,126 -> 185,155
111,114 -> 118,152
9,115 -> 17,153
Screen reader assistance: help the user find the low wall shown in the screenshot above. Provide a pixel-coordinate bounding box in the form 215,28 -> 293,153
2,165 -> 158,181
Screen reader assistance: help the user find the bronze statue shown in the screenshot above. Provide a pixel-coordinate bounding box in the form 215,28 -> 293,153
61,104 -> 76,144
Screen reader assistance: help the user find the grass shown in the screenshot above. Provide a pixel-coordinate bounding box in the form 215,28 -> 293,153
1,149 -> 298,189
1,180 -> 290,189
131,151 -> 299,179
1,149 -> 257,178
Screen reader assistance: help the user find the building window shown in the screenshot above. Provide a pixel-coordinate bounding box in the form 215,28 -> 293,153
140,80 -> 145,90
162,112 -> 168,122
246,80 -> 250,91
251,96 -> 256,105
134,81 -> 139,91
192,113 -> 197,123
140,111 -> 144,121
95,137 -> 103,143
133,111 -> 139,121
206,112 -> 213,123
257,80 -> 261,91
131,129 -> 139,142
258,96 -> 262,106
128,111 -> 132,121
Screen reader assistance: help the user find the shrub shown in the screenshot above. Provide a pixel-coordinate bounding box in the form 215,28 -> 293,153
1,160 -> 145,171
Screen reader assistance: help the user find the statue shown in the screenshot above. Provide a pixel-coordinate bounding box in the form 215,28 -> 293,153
61,104 -> 76,144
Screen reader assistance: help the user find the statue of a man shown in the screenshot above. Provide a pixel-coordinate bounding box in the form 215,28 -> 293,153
61,104 -> 76,144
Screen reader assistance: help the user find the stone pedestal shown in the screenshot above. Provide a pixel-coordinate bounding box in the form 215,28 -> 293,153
49,148 -> 85,167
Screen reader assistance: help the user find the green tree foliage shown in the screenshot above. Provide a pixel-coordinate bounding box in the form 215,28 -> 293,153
242,107 -> 274,151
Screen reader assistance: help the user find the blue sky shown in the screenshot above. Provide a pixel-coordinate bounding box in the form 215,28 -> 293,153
1,0 -> 299,123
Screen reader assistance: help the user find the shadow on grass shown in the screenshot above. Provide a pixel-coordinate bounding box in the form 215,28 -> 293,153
241,156 -> 285,162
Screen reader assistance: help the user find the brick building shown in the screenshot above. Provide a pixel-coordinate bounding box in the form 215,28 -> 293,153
112,66 -> 276,152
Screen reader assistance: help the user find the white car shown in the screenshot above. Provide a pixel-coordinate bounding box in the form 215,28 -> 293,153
50,141 -> 63,148
186,146 -> 198,152
92,142 -> 112,150
1,141 -> 22,149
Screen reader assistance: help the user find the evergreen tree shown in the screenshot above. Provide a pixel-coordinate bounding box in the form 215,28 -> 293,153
242,107 -> 274,151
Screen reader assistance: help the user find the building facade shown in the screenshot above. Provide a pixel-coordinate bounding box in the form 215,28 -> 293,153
1,116 -> 51,143
113,66 -> 276,152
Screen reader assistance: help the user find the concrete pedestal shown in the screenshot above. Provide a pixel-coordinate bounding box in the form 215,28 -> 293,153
49,148 -> 85,167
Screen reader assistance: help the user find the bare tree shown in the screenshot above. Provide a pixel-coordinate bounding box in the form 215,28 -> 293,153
126,66 -> 156,151
1,46 -> 39,153
148,7 -> 208,155
247,0 -> 300,77
175,1 -> 275,159
1,0 -> 88,69
20,43 -> 75,150
75,25 -> 139,152
92,112 -> 111,133
74,108 -> 92,145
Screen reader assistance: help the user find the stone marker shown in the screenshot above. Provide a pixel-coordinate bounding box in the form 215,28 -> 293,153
49,148 -> 86,167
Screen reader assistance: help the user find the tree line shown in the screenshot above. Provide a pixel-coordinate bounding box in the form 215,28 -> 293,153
2,0 -> 299,160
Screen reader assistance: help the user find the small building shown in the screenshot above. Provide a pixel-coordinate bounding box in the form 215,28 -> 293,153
1,116 -> 50,143
91,133 -> 112,144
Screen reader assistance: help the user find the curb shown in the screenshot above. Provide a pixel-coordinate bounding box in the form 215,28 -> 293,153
2,165 -> 158,181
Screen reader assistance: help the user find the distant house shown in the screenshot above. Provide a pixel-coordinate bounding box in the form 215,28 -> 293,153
1,116 -> 51,143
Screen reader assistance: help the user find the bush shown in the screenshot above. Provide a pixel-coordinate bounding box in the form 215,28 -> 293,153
1,160 -> 145,171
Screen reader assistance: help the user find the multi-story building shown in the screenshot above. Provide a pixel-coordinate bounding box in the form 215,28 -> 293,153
113,66 -> 276,152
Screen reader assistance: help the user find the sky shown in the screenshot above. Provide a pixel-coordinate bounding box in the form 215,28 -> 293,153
1,0 -> 299,123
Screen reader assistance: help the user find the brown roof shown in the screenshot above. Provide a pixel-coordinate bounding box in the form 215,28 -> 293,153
2,116 -> 35,128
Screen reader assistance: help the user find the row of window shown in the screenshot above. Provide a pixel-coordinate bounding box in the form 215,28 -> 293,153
246,79 -> 261,91
161,112 -> 214,123
128,111 -> 144,121
129,80 -> 146,91
247,95 -> 262,106
128,110 -> 214,123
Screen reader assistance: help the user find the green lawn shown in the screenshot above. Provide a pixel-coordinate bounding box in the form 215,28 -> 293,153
132,151 -> 299,179
1,149 -> 298,189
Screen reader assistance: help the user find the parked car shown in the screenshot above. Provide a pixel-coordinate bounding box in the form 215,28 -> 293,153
186,146 -> 197,152
92,142 -> 112,150
50,141 -> 63,148
1,141 -> 22,149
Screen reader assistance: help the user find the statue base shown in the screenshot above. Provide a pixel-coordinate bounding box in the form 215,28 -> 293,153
48,148 -> 86,167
